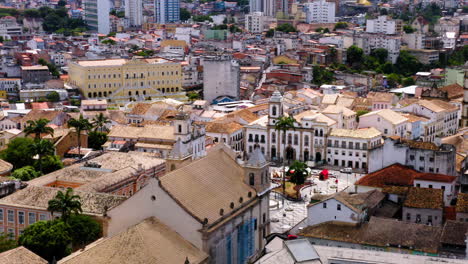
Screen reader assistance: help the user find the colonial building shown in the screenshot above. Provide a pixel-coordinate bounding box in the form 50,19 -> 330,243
358,109 -> 408,138
326,127 -> 383,170
106,144 -> 271,263
402,187 -> 444,226
68,57 -> 185,105
368,136 -> 457,175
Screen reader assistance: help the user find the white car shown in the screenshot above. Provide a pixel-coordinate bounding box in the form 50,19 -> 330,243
340,168 -> 353,174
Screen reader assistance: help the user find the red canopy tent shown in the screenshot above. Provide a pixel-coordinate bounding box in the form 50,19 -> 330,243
319,169 -> 329,180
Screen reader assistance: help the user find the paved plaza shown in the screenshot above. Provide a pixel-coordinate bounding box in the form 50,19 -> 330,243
269,167 -> 365,234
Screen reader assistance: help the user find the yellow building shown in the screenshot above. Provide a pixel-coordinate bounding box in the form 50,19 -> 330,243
68,57 -> 186,105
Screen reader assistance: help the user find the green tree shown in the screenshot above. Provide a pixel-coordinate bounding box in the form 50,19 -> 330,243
180,8 -> 191,21
395,51 -> 422,76
19,220 -> 72,262
101,39 -> 116,45
30,139 -> 55,173
46,91 -> 60,102
91,113 -> 110,132
346,45 -> 364,66
403,25 -> 415,33
323,28 -> 330,33
276,23 -> 296,33
287,160 -> 307,186
67,115 -> 92,157
386,73 -> 402,88
402,77 -> 415,86
356,110 -> 370,122
377,61 -> 394,74
40,155 -> 64,174
0,137 -> 35,169
48,188 -> 82,222
274,115 -> 296,204
67,215 -> 101,248
312,66 -> 334,85
447,46 -> 468,66
266,28 -> 274,37
88,131 -> 108,150
187,91 -> 200,101
370,48 -> 388,64
24,118 -> 54,140
334,22 -> 348,30
57,0 -> 67,7
192,15 -> 212,22
11,166 -> 41,181
0,233 -> 17,252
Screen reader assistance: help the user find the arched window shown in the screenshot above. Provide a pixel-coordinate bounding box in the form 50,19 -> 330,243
249,173 -> 255,186
178,125 -> 182,133
287,134 -> 292,144
272,132 -> 276,143
294,135 -> 298,145
272,106 -> 277,116
304,135 -> 309,146
320,130 -> 323,137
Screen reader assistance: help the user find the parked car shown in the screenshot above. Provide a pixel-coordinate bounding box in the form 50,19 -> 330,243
340,168 -> 353,174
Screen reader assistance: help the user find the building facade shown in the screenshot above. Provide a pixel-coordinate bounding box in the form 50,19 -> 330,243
366,15 -> 398,34
125,0 -> 143,26
304,0 -> 335,24
203,55 -> 240,104
83,0 -> 110,34
155,0 -> 180,24
68,58 -> 185,105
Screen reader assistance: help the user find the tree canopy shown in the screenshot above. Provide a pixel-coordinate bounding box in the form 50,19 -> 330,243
287,160 -> 308,186
346,45 -> 364,66
276,23 -> 297,33
180,8 -> 191,21
46,91 -> 60,102
23,118 -> 54,139
48,188 -> 83,222
0,137 -> 35,169
11,166 -> 41,181
88,131 -> 108,150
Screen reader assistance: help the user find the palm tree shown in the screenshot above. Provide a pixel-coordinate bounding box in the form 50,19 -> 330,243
47,188 -> 82,222
23,118 -> 54,140
274,116 -> 296,203
91,113 -> 110,132
30,139 -> 55,173
67,115 -> 92,158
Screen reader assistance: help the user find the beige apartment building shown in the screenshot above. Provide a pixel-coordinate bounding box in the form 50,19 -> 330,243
68,57 -> 186,105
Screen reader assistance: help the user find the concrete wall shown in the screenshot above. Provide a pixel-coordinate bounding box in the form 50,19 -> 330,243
402,207 -> 443,226
307,199 -> 360,226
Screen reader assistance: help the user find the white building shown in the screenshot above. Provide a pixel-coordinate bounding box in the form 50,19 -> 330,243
366,15 -> 398,35
202,55 -> 240,104
84,0 -> 110,34
0,78 -> 20,99
395,99 -> 458,141
368,137 -> 457,176
0,16 -> 22,39
413,174 -> 456,206
326,128 -> 383,170
358,109 -> 408,138
245,12 -> 269,33
321,105 -> 356,129
125,0 -> 143,26
354,33 -> 401,63
303,0 -> 335,24
306,190 -> 384,227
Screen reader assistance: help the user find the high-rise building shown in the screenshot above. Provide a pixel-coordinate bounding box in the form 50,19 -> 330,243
249,0 -> 275,16
202,54 -> 240,104
366,15 -> 398,34
304,0 -> 335,23
155,0 -> 180,24
83,0 -> 110,34
125,0 -> 143,26
245,12 -> 267,33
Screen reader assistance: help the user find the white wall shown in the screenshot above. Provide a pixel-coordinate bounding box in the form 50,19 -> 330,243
413,179 -> 455,206
107,178 -> 203,248
307,199 -> 360,226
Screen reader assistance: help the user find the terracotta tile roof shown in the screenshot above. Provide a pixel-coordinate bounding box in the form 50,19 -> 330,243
108,125 -> 175,141
159,144 -> 256,225
0,186 -> 127,216
299,217 -> 442,254
60,217 -> 208,264
356,163 -> 417,188
361,109 -> 407,125
440,83 -> 463,99
322,105 -> 356,117
205,121 -> 243,134
456,193 -> 468,213
129,103 -> 152,115
382,186 -> 409,196
440,220 -> 468,246
367,92 -> 394,103
21,109 -> 62,123
414,173 -> 456,183
403,187 -> 443,210
417,99 -> 457,112
0,246 -> 47,264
